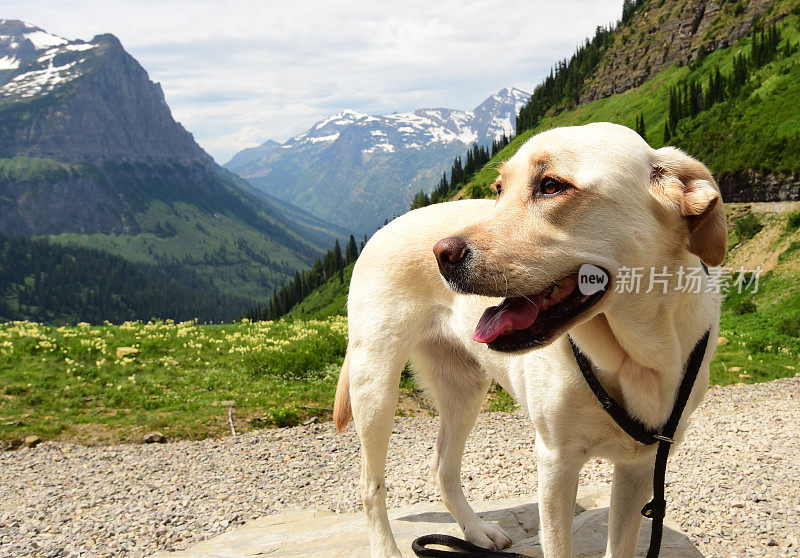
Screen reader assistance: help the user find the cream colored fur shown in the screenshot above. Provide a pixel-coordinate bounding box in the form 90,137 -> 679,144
334,123 -> 726,558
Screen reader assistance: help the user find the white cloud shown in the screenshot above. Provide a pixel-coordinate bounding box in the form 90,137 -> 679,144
6,0 -> 624,162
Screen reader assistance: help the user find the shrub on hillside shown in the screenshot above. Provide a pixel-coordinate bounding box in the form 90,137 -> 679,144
734,212 -> 763,240
785,211 -> 800,232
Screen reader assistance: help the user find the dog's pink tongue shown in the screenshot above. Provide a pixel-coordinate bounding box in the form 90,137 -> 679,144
473,296 -> 542,344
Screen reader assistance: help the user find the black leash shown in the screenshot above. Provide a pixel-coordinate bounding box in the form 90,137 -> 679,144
412,534 -> 529,558
569,329 -> 710,558
411,330 -> 710,558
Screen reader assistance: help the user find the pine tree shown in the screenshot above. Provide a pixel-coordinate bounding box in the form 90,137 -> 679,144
333,239 -> 344,271
346,234 -> 359,264
635,113 -> 647,141
410,190 -> 431,210
667,86 -> 679,135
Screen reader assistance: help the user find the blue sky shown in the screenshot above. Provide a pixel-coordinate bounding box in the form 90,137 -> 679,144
6,0 -> 624,162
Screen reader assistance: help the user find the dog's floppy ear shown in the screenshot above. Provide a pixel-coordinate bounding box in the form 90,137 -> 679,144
650,147 -> 727,266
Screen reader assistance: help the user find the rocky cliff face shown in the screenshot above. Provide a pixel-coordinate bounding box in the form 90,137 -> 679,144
579,0 -> 778,103
719,171 -> 800,203
0,23 -> 206,163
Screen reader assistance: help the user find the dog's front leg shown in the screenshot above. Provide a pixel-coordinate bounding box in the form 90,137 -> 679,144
605,458 -> 654,558
535,438 -> 584,558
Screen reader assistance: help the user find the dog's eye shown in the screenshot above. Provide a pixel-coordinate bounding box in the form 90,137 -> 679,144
492,181 -> 502,196
540,177 -> 569,196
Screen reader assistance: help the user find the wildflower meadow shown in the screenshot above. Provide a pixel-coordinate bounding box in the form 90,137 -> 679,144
0,317 -> 348,443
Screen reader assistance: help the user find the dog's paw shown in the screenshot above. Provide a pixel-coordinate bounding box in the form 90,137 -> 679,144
463,520 -> 513,550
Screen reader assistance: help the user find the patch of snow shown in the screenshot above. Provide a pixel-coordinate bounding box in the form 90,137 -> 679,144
314,109 -> 367,129
370,130 -> 386,136
0,59 -> 79,98
0,55 -> 19,70
24,30 -> 67,50
37,48 -> 61,63
489,115 -> 514,139
456,128 -> 478,144
65,43 -> 95,52
306,132 -> 340,143
363,142 -> 395,154
397,126 -> 416,134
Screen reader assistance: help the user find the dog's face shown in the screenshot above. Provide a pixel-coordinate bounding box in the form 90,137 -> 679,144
433,123 -> 727,353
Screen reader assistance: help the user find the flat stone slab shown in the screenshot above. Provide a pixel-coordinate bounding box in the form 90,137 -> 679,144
155,486 -> 701,557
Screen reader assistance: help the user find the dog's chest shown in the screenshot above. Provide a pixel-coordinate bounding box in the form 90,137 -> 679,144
478,347 -> 651,459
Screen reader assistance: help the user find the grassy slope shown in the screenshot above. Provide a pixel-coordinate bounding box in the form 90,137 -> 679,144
0,317 -> 348,443
284,263 -> 354,320
712,204 -> 800,384
458,6 -> 800,199
49,200 -> 308,301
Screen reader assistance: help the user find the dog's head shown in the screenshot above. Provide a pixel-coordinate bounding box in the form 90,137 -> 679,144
433,122 -> 727,353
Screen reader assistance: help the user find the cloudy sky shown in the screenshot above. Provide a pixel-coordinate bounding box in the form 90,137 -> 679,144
7,0 -> 624,162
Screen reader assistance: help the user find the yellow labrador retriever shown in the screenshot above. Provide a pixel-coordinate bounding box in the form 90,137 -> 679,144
334,123 -> 726,557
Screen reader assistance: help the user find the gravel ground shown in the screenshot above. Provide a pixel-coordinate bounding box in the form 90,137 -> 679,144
1,377 -> 798,557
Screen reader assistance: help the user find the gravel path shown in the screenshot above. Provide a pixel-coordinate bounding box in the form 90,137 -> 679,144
1,377 -> 798,557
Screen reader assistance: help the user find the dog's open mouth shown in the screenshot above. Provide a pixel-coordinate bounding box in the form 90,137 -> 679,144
473,267 -> 608,352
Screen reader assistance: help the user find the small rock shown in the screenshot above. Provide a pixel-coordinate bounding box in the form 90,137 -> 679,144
718,336 -> 730,345
302,416 -> 318,425
143,432 -> 166,444
729,366 -> 741,373
24,435 -> 42,448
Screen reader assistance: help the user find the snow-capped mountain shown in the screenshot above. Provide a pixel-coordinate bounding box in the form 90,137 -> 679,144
0,20 -> 208,163
226,87 -> 530,234
0,20 -> 345,298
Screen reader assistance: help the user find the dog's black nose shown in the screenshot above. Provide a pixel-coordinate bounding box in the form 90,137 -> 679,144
433,236 -> 470,276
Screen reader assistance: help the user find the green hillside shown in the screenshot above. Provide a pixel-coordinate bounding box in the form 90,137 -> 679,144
712,205 -> 800,384
0,156 -> 347,302
461,4 -> 800,199
284,263 -> 354,320
0,233 -> 250,324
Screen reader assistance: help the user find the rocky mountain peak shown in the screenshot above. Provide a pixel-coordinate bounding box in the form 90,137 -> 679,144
0,22 -> 207,165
